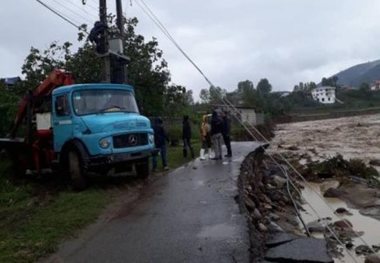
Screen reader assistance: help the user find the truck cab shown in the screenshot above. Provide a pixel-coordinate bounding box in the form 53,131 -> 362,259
50,83 -> 154,188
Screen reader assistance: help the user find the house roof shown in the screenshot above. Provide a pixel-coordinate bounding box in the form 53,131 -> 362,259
0,77 -> 21,85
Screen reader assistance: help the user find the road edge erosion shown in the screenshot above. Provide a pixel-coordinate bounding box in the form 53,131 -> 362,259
238,147 -> 334,263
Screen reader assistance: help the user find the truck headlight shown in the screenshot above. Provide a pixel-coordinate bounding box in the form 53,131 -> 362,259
99,138 -> 111,149
148,134 -> 154,144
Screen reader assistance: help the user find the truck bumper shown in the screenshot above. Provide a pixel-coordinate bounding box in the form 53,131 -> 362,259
87,149 -> 156,170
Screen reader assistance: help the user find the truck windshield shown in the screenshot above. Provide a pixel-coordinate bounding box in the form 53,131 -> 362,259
72,89 -> 139,115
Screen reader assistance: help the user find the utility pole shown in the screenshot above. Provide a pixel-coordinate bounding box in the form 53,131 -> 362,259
99,0 -> 111,82
96,0 -> 128,83
113,0 -> 127,83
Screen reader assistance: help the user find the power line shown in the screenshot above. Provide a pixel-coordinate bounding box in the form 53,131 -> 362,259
36,0 -> 82,29
47,0 -> 94,24
85,0 -> 100,12
134,0 -> 214,87
133,1 -> 373,260
67,0 -> 98,19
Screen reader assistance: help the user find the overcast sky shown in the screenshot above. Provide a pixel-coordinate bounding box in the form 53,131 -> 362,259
2,0 -> 380,97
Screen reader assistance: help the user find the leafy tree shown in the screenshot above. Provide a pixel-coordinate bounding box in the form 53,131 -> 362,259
236,80 -> 255,106
0,84 -> 18,136
199,88 -> 210,103
209,86 -> 225,104
16,18 -> 174,116
293,82 -> 317,92
124,18 -> 170,115
321,76 -> 339,87
256,78 -> 272,96
184,90 -> 194,105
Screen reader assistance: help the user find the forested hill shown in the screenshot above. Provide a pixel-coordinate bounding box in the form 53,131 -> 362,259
332,59 -> 380,87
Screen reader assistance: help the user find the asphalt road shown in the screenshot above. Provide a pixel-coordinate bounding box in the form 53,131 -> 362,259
47,142 -> 261,263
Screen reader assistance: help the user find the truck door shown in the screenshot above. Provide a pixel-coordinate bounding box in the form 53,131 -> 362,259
52,94 -> 73,152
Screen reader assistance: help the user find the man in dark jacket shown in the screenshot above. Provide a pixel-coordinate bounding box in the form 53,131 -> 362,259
152,117 -> 169,171
182,115 -> 195,158
222,110 -> 232,157
210,110 -> 224,160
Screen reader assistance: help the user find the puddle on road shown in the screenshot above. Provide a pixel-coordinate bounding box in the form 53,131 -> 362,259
301,182 -> 380,263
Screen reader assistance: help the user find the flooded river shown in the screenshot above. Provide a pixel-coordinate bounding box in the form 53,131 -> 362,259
271,114 -> 380,166
270,114 -> 380,262
301,182 -> 380,262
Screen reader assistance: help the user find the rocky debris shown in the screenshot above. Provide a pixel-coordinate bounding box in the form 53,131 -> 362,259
369,159 -> 380,166
373,244 -> 380,251
335,207 -> 353,215
239,152 -> 304,261
259,223 -> 268,232
323,187 -> 346,198
320,181 -> 340,193
267,222 -> 284,233
273,175 -> 287,188
333,219 -> 353,230
265,238 -> 333,263
346,242 -> 354,249
269,213 -> 280,221
266,233 -> 298,248
287,145 -> 299,151
365,254 -> 380,263
245,198 -> 256,211
307,218 -> 331,233
355,244 -> 373,255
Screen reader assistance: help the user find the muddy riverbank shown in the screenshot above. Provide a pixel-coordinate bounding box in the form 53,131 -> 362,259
240,114 -> 380,262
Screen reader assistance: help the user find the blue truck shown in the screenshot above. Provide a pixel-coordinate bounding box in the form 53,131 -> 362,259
0,69 -> 155,189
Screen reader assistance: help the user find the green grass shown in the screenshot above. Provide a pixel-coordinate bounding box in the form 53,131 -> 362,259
166,141 -> 200,169
0,143 -> 199,262
0,162 -> 110,263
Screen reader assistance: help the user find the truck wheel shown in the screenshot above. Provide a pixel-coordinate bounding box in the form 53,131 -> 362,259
136,158 -> 150,179
68,150 -> 87,190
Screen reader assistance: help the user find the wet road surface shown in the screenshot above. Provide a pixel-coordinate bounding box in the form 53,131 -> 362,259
47,142 -> 261,263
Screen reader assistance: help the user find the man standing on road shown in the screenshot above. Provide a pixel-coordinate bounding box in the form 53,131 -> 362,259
210,110 -> 223,160
222,111 -> 232,157
182,115 -> 195,159
152,117 -> 169,171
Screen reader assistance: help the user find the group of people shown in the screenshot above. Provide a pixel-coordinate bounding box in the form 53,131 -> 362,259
151,109 -> 232,171
200,110 -> 232,160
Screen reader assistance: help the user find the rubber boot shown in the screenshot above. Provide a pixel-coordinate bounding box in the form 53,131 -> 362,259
209,148 -> 215,159
183,148 -> 187,158
200,149 -> 206,160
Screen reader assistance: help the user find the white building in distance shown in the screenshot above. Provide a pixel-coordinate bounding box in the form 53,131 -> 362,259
311,86 -> 336,104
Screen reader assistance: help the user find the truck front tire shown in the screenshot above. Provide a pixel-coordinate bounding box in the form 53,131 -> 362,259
135,158 -> 150,179
68,150 -> 87,190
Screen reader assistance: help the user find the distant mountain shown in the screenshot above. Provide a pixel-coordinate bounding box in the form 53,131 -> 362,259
331,59 -> 380,87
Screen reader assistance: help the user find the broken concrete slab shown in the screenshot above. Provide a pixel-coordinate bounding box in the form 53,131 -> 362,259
266,233 -> 298,248
265,238 -> 333,263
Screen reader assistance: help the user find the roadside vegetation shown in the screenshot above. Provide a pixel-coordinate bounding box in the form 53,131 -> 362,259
301,154 -> 379,184
0,141 -> 200,262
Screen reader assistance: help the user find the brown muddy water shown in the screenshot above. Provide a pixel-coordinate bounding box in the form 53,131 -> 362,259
301,181 -> 380,262
271,114 -> 380,167
270,114 -> 380,262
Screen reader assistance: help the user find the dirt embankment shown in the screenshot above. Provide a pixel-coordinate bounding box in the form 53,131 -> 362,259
239,149 -> 335,262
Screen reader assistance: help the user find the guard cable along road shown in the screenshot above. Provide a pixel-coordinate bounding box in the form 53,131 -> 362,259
134,1 -> 376,261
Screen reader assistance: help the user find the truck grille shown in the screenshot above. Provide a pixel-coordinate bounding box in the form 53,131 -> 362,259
113,133 -> 148,148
